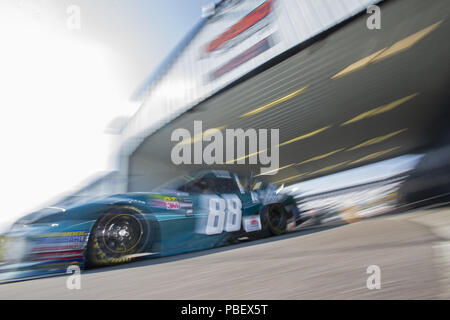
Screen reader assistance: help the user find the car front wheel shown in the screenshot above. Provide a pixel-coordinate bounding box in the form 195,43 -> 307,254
86,206 -> 148,267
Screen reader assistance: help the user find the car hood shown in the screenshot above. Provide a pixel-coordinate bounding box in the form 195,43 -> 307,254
12,190 -> 194,227
14,207 -> 66,226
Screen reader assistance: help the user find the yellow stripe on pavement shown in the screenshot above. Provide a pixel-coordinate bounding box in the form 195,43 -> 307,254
274,172 -> 310,184
372,21 -> 443,63
278,126 -> 331,147
274,161 -> 349,184
332,49 -> 386,79
257,148 -> 344,177
332,21 -> 443,79
341,93 -> 418,126
225,126 -> 331,164
350,146 -> 400,165
225,149 -> 267,164
347,129 -> 407,151
307,161 -> 350,177
297,148 -> 345,165
255,163 -> 295,177
240,87 -> 308,118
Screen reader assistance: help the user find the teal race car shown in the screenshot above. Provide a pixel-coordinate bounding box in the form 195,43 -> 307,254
0,170 -> 299,281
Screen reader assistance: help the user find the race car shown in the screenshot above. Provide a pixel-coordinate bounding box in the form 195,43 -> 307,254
0,170 -> 299,281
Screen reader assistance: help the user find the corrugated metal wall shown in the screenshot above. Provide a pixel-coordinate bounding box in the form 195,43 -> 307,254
120,0 -> 380,159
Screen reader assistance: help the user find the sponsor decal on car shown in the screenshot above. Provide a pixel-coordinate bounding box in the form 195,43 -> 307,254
147,194 -> 192,210
29,232 -> 89,262
165,201 -> 181,210
243,215 -> 262,232
35,231 -> 88,238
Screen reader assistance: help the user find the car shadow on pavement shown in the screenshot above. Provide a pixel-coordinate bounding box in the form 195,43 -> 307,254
83,223 -> 345,275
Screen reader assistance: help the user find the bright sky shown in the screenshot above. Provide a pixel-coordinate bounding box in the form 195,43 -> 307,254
0,0 -> 211,228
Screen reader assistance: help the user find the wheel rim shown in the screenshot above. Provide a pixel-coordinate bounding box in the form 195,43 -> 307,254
100,214 -> 143,254
269,208 -> 282,228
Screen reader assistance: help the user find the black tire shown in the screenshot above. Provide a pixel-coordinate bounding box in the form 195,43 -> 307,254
86,206 -> 148,267
264,204 -> 288,236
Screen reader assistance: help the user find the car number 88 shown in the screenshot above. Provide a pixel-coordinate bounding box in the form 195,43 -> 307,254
198,194 -> 242,235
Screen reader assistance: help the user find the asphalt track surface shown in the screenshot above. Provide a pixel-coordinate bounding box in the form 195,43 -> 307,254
0,208 -> 449,299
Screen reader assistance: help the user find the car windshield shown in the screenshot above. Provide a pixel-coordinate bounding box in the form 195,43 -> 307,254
153,175 -> 192,192
153,171 -> 245,194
